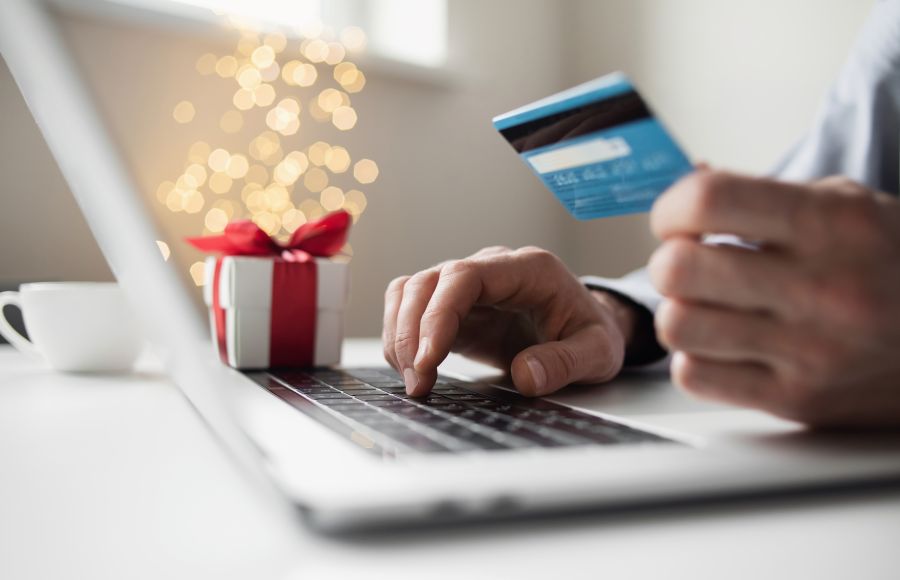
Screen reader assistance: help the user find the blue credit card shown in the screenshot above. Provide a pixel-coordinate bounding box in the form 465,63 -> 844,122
493,72 -> 693,220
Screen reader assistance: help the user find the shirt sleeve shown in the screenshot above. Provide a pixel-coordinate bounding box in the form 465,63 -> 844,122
769,0 -> 900,193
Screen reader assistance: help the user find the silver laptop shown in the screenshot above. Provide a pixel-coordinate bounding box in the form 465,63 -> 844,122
4,0 -> 900,532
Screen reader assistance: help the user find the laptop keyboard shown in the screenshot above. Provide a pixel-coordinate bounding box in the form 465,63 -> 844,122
252,367 -> 674,455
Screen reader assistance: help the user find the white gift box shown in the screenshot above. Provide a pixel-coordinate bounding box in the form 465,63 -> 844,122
203,256 -> 349,369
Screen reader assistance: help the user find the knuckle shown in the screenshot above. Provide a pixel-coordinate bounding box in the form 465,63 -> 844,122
671,354 -> 704,395
385,275 -> 410,297
405,269 -> 439,291
686,170 -> 730,219
440,258 -> 477,281
649,239 -> 696,296
654,300 -> 690,349
477,245 -> 511,255
516,246 -> 560,267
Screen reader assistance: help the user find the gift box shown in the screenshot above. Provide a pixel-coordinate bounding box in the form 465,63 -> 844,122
202,255 -> 349,369
188,211 -> 352,370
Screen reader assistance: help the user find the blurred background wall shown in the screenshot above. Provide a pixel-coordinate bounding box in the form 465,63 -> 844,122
0,0 -> 875,336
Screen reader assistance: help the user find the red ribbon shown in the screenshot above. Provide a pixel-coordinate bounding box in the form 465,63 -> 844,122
187,210 -> 350,367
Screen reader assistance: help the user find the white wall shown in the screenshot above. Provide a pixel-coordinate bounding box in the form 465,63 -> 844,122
0,0 -> 876,336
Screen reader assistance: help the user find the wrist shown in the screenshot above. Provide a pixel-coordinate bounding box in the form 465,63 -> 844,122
589,289 -> 667,366
590,289 -> 637,348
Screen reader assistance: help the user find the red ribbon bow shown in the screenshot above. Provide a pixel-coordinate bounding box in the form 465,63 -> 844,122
187,210 -> 351,368
186,209 -> 351,261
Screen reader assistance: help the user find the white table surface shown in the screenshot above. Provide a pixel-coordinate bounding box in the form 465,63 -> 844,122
1,341 -> 899,580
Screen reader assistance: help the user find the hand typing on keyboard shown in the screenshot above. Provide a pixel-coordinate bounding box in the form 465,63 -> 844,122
382,246 -> 641,397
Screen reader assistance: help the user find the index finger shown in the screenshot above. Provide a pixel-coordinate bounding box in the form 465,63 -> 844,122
412,249 -> 567,383
651,170 -> 811,248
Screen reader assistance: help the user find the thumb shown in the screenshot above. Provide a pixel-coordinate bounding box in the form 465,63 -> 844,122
510,325 -> 623,397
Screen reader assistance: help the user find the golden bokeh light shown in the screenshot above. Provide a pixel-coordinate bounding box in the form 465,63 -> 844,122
317,88 -> 344,113
252,211 -> 281,235
237,65 -> 262,90
343,189 -> 367,216
236,34 -> 260,56
264,32 -> 287,53
208,172 -> 233,194
308,141 -> 331,166
251,45 -> 276,69
353,159 -> 379,184
320,186 -> 345,211
325,42 -> 346,65
188,141 -> 210,164
183,190 -> 205,214
225,154 -> 249,179
292,63 -> 318,87
342,69 -> 366,93
195,53 -> 217,75
204,207 -> 229,232
249,131 -> 281,161
215,55 -> 238,78
156,240 -> 171,261
252,83 -> 276,107
281,207 -> 307,233
220,110 -> 244,133
208,148 -> 231,172
332,106 -> 357,131
264,183 -> 291,212
259,62 -> 281,83
303,167 -> 329,192
340,26 -> 367,52
274,152 -> 309,186
189,261 -> 207,286
324,146 -> 351,173
298,198 -> 325,220
266,98 -> 302,136
233,88 -> 255,111
303,38 -> 329,62
307,98 -> 331,122
184,163 -> 208,188
212,198 -> 238,220
173,100 -> 196,124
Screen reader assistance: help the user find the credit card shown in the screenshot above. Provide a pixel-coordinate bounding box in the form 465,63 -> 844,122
493,72 -> 693,220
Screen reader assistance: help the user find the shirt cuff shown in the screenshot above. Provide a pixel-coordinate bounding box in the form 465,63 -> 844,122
580,273 -> 669,367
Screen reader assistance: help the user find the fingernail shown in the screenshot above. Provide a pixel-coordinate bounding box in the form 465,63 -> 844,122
414,337 -> 430,367
525,355 -> 547,395
403,368 -> 419,395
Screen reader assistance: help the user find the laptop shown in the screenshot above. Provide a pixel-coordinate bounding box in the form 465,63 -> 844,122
4,0 -> 900,532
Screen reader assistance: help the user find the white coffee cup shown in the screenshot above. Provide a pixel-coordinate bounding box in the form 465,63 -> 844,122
0,282 -> 143,373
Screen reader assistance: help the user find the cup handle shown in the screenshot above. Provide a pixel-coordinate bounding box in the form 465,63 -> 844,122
0,291 -> 39,355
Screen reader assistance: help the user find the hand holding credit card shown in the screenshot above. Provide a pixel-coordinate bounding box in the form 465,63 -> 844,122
494,72 -> 693,220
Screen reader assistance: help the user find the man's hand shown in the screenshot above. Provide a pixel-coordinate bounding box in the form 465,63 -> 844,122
649,170 -> 900,427
383,246 -> 635,397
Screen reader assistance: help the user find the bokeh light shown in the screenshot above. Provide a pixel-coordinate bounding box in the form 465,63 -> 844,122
164,22 -> 378,276
332,106 -> 357,130
173,100 -> 196,124
353,159 -> 379,184
340,26 -> 367,52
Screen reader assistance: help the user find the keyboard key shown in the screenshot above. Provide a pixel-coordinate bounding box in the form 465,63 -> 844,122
304,392 -> 350,400
355,393 -> 399,401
